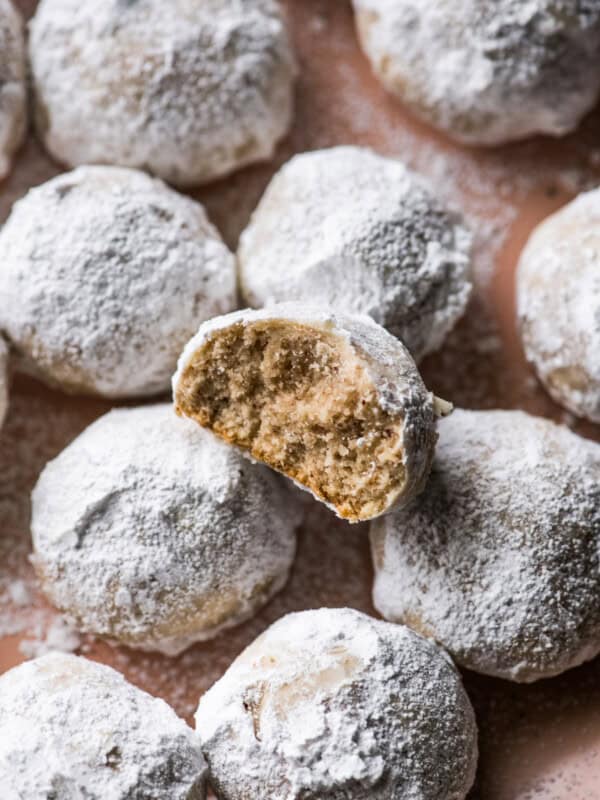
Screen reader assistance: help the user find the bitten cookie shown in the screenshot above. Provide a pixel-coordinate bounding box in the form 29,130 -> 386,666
195,608 -> 478,800
0,653 -> 206,799
173,304 -> 441,522
0,166 -> 236,398
31,405 -> 299,655
371,409 -> 600,682
29,0 -> 296,186
353,0 -> 600,146
517,188 -> 600,422
0,0 -> 26,180
238,147 -> 472,362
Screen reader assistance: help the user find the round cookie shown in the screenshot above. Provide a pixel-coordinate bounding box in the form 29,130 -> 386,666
0,166 -> 236,398
0,337 -> 8,430
238,146 -> 472,362
0,653 -> 206,799
173,303 -> 441,522
371,409 -> 600,682
29,0 -> 296,186
353,0 -> 600,146
31,404 -> 299,655
0,0 -> 26,180
517,188 -> 600,422
195,607 -> 478,800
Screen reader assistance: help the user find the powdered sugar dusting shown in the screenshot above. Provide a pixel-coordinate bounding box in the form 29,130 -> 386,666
238,146 -> 472,362
0,0 -> 26,180
517,188 -> 600,422
29,0 -> 296,186
0,337 -> 8,430
196,607 -> 477,799
0,652 -> 206,798
31,404 -> 299,655
0,166 -> 236,398
372,409 -> 600,682
353,0 -> 600,147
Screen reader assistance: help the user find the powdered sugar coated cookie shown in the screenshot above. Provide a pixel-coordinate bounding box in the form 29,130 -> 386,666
0,166 -> 236,398
30,0 -> 296,186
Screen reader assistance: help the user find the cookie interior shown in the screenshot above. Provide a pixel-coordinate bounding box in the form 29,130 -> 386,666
175,320 -> 406,521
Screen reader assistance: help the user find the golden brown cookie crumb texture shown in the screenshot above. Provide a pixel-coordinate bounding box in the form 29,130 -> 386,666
371,409 -> 600,682
173,304 -> 438,522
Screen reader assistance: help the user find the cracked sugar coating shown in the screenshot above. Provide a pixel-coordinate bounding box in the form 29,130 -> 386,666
0,166 -> 236,398
31,404 -> 299,656
29,0 -> 296,186
0,0 -> 26,180
517,188 -> 600,422
195,607 -> 478,800
0,337 -> 8,430
371,409 -> 600,682
173,304 -> 438,523
238,147 -> 472,363
0,653 -> 206,799
353,0 -> 600,146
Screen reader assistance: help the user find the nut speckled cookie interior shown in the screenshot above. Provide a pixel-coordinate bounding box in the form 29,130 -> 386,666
173,304 -> 439,522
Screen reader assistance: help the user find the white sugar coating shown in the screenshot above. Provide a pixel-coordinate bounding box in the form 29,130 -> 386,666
238,146 -> 473,363
353,0 -> 600,146
31,404 -> 299,656
0,653 -> 206,799
0,165 -> 236,398
0,0 -> 26,180
29,0 -> 296,187
173,303 -> 439,521
517,188 -> 600,422
196,607 -> 478,800
0,336 -> 8,430
371,409 -> 600,683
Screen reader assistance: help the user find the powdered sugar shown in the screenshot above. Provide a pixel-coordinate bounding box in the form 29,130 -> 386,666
517,187 -> 600,422
353,0 -> 600,146
29,0 -> 297,186
0,0 -> 26,180
196,607 -> 477,800
0,166 -> 236,398
0,652 -> 207,799
18,616 -> 81,659
0,337 -> 8,430
371,409 -> 600,682
31,404 -> 299,655
238,146 -> 472,363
